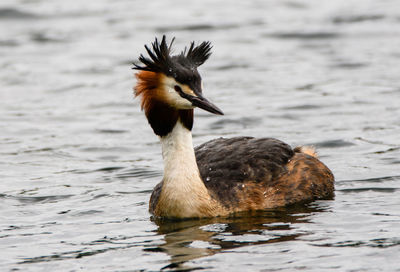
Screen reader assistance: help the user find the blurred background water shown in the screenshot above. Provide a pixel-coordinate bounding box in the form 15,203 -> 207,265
1,0 -> 400,271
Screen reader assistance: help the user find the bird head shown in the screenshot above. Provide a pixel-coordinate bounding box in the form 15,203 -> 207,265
133,36 -> 223,116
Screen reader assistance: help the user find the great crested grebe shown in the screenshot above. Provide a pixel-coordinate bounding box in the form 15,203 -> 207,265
133,36 -> 334,219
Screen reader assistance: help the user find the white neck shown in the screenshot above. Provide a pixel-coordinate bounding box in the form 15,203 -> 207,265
160,121 -> 198,181
157,121 -> 212,217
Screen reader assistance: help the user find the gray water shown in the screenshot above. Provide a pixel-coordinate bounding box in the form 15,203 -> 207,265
1,0 -> 400,271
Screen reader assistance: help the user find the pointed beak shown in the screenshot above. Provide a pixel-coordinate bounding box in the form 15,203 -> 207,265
190,94 -> 224,115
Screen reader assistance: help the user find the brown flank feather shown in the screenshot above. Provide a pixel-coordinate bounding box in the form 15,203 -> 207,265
232,152 -> 334,212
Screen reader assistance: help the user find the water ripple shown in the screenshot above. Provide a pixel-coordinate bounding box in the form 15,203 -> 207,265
313,139 -> 355,148
0,8 -> 38,20
156,23 -> 238,32
268,31 -> 341,40
1,194 -> 73,204
332,14 -> 385,24
339,175 -> 400,183
209,117 -> 261,130
315,237 -> 400,248
116,167 -> 162,179
338,187 -> 398,193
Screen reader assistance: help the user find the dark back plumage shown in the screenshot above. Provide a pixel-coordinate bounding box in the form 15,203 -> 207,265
195,137 -> 295,208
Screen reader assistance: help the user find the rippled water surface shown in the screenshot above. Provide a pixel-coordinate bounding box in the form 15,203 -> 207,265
1,0 -> 400,271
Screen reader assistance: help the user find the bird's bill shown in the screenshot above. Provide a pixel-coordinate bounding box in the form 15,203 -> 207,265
190,94 -> 224,115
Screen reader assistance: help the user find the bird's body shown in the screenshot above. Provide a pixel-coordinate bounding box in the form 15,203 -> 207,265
133,36 -> 334,219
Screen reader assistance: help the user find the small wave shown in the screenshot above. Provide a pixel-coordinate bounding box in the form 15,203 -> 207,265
49,83 -> 86,93
281,104 -> 322,110
117,189 -> 153,195
314,237 -> 400,248
79,146 -> 131,153
212,63 -> 250,71
313,139 -> 355,148
268,31 -> 340,40
339,175 -> 400,184
271,113 -> 301,121
88,102 -> 133,109
94,166 -> 125,172
30,32 -> 66,43
19,239 -> 147,264
296,84 -> 315,91
373,147 -> 400,154
338,187 -> 398,193
332,14 -> 385,24
72,210 -> 103,216
0,8 -> 38,20
209,117 -> 261,130
95,129 -> 129,134
0,39 -> 19,47
330,61 -> 368,69
7,194 -> 73,204
156,23 -> 237,33
66,166 -> 126,175
116,167 -> 162,179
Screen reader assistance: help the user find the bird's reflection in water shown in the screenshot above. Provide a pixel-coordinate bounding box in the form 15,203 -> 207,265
145,202 -> 330,271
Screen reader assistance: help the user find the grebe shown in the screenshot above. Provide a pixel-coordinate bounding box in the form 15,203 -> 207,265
133,36 -> 334,219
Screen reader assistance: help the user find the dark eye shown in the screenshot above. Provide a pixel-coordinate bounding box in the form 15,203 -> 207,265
174,85 -> 182,93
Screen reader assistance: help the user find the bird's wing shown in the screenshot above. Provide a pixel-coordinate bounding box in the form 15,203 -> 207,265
195,137 -> 294,208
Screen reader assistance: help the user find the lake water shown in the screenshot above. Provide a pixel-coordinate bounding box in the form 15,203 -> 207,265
1,0 -> 400,271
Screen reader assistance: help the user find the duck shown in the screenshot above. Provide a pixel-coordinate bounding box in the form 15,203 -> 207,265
132,36 -> 334,219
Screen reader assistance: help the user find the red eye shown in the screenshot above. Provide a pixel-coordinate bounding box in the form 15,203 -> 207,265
174,85 -> 182,92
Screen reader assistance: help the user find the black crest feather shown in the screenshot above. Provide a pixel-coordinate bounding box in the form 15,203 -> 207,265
132,35 -> 212,77
185,41 -> 212,67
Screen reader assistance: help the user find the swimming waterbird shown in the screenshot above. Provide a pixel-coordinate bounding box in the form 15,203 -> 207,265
132,36 -> 334,218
